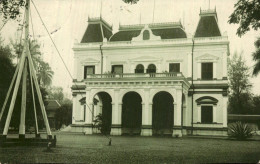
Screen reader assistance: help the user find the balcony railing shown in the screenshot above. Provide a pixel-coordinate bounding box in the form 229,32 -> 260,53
84,72 -> 184,80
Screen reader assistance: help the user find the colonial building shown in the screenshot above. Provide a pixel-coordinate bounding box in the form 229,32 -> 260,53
71,8 -> 229,136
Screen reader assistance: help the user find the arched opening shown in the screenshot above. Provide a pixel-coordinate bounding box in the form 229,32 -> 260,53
147,64 -> 156,73
92,92 -> 112,134
122,92 -> 142,135
152,91 -> 174,136
135,64 -> 144,73
143,30 -> 150,40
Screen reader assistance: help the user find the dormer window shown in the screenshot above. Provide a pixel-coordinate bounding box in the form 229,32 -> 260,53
143,30 -> 150,40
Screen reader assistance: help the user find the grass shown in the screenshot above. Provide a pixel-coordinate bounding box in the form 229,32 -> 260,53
0,132 -> 260,163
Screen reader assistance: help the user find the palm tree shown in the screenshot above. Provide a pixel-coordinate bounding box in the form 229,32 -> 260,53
37,60 -> 54,87
252,37 -> 260,76
13,38 -> 54,87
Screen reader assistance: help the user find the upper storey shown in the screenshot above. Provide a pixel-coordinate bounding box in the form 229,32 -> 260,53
195,8 -> 221,37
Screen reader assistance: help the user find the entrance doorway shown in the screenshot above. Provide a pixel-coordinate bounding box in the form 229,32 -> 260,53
152,91 -> 174,136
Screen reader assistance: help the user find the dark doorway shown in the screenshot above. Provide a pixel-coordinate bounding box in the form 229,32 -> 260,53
122,92 -> 142,135
93,92 -> 112,135
152,91 -> 174,136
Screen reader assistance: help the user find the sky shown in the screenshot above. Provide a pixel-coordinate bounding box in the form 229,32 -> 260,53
1,0 -> 260,96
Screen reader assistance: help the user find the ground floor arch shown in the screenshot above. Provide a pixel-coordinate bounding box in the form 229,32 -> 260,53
122,91 -> 142,135
92,92 -> 112,134
152,91 -> 174,136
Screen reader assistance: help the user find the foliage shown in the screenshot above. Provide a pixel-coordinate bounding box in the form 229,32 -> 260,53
228,0 -> 260,37
55,99 -> 72,129
122,0 -> 139,4
228,52 -> 252,114
47,86 -> 64,104
228,121 -> 254,140
251,95 -> 260,114
252,37 -> 260,76
12,39 -> 54,87
93,113 -> 110,135
229,0 -> 260,76
0,0 -> 25,20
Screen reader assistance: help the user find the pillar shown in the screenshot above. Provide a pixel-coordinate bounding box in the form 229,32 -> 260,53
111,89 -> 122,135
141,89 -> 152,136
197,105 -> 201,123
222,52 -> 227,79
173,89 -> 182,137
111,102 -> 122,135
84,90 -> 93,134
197,62 -> 201,79
223,96 -> 228,127
213,105 -> 217,123
213,62 -> 217,79
188,53 -> 192,78
84,101 -> 93,134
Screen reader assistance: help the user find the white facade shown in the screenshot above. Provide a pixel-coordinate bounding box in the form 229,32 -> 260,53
71,9 -> 229,136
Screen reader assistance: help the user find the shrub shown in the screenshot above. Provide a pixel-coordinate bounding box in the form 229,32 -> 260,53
228,121 -> 254,140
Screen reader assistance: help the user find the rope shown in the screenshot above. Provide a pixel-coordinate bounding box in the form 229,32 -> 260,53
31,0 -> 111,140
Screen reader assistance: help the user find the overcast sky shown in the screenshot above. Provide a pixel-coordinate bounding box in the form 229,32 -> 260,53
1,0 -> 259,96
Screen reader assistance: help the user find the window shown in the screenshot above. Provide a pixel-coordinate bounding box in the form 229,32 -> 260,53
112,65 -> 123,74
143,30 -> 150,40
135,64 -> 144,73
84,66 -> 95,79
201,106 -> 213,123
169,63 -> 180,72
201,62 -> 213,80
147,64 -> 156,73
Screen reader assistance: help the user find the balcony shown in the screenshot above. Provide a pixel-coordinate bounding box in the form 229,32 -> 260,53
75,72 -> 191,89
84,72 -> 184,80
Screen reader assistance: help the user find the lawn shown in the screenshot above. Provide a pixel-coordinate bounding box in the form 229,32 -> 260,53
0,133 -> 260,163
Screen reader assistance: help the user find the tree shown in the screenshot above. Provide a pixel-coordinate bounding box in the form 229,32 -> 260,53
55,98 -> 72,129
47,86 -> 64,104
252,37 -> 260,75
12,39 -> 54,87
228,52 -> 253,114
229,0 -> 260,76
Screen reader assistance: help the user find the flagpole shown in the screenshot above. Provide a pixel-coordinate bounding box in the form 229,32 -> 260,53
152,0 -> 155,23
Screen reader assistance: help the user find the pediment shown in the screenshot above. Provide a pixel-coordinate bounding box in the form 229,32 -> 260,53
196,96 -> 218,105
196,54 -> 219,61
129,56 -> 161,62
80,58 -> 100,64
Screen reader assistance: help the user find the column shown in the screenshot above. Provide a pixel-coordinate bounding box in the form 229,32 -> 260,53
111,89 -> 122,135
84,90 -> 93,134
84,101 -> 93,134
197,62 -> 201,80
222,97 -> 228,127
197,105 -> 201,123
222,52 -> 227,79
213,105 -> 217,123
72,94 -> 77,124
188,53 -> 192,78
141,89 -> 152,136
213,62 -> 217,79
173,89 -> 182,137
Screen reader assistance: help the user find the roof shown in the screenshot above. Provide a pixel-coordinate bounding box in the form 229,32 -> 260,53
109,22 -> 187,42
81,17 -> 113,43
46,100 -> 61,111
195,9 -> 221,37
109,30 -> 142,42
